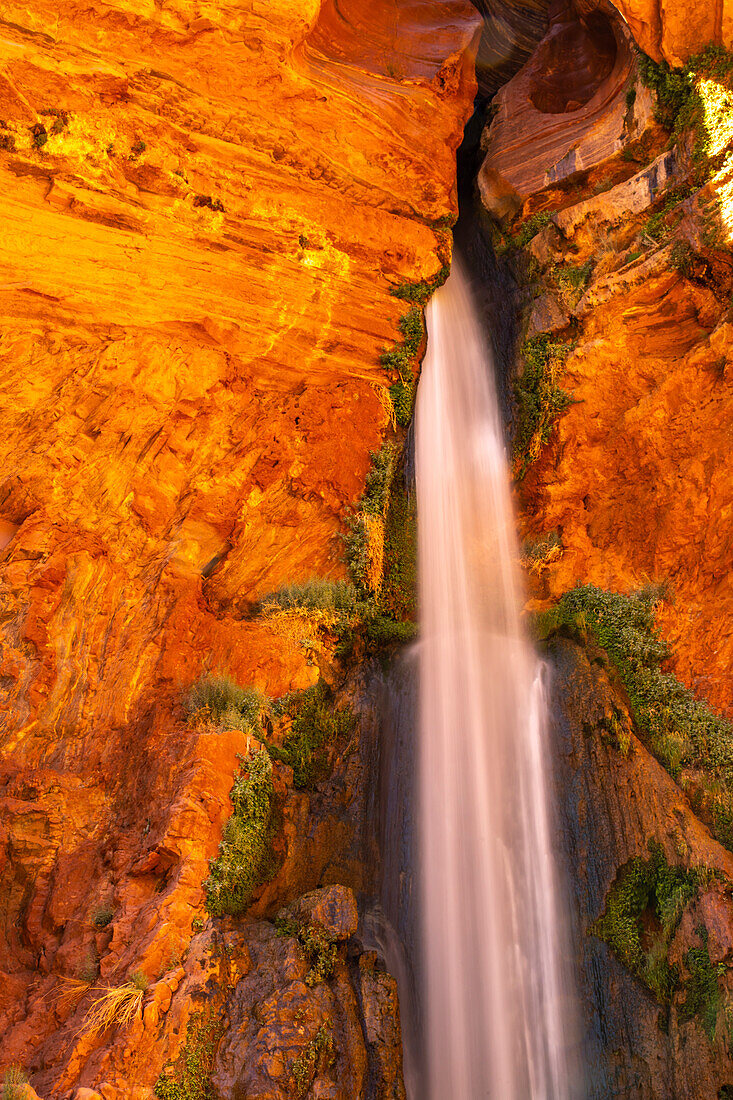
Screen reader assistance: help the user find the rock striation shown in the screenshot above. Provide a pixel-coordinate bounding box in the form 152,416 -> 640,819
0,0 -> 481,1092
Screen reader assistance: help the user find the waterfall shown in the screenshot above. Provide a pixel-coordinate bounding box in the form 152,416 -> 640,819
415,262 -> 578,1099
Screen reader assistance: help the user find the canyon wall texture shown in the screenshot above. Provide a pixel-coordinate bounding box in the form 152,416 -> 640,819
0,1 -> 480,1095
477,1 -> 733,1093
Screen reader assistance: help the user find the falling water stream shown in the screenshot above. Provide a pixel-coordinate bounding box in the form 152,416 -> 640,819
414,262 -> 578,1098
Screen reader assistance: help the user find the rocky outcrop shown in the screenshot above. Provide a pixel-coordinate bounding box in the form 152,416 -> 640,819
609,0 -> 733,67
479,3 -> 651,219
551,638 -> 733,1099
0,0 -> 481,1091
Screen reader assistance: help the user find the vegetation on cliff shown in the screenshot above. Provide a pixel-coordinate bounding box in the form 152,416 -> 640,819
203,746 -> 279,917
640,46 -> 733,174
155,1005 -> 223,1100
187,674 -> 359,914
535,585 -> 733,851
592,841 -> 711,1002
512,335 -> 572,480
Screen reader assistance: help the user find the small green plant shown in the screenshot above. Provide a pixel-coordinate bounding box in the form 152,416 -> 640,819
130,138 -> 147,158
267,681 -> 355,789
30,123 -> 47,149
155,1006 -> 223,1100
552,261 -> 593,308
521,530 -> 563,572
40,107 -> 70,134
91,905 -> 114,929
2,1067 -> 28,1100
193,194 -> 225,213
290,1023 -> 335,1097
512,212 -> 552,250
671,240 -> 695,276
275,913 -> 338,985
204,747 -> 278,916
592,842 -> 706,1003
378,307 -> 426,426
512,335 -> 572,480
192,916 -> 205,933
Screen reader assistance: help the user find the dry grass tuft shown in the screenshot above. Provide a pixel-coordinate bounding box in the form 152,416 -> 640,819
57,976 -> 93,1012
79,980 -> 145,1037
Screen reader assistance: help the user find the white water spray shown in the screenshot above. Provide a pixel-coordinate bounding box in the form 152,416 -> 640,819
415,262 -> 577,1099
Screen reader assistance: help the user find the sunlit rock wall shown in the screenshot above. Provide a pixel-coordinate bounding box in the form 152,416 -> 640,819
0,0 -> 480,1092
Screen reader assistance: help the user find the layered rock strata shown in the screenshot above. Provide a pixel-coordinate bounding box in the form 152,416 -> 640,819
0,0 -> 481,1092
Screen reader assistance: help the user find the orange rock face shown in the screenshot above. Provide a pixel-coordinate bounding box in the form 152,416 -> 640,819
0,0 -> 480,1091
608,0 -> 733,67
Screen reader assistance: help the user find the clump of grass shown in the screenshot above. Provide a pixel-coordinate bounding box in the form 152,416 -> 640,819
155,1006 -> 224,1100
512,335 -> 572,480
254,576 -> 414,661
592,841 -> 707,1003
58,975 -> 93,1013
204,747 -> 278,916
290,1023 -> 335,1097
80,979 -> 146,1037
2,1067 -> 29,1100
536,584 -> 733,850
91,905 -> 114,929
267,682 -> 355,790
185,676 -> 264,733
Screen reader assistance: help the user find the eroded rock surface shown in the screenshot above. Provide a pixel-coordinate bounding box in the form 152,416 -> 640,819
551,638 -> 733,1099
0,0 -> 480,1091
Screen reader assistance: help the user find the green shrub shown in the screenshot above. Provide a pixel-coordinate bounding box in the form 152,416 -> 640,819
680,930 -> 722,1039
512,212 -> 552,250
204,747 -> 278,916
639,46 -> 733,173
388,379 -> 415,427
345,442 -> 417,620
185,676 -> 264,733
552,261 -> 593,307
155,1007 -> 223,1100
390,265 -> 449,304
91,905 -> 114,929
592,842 -> 704,1002
638,52 -> 695,130
267,682 -> 355,789
512,335 -> 572,479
